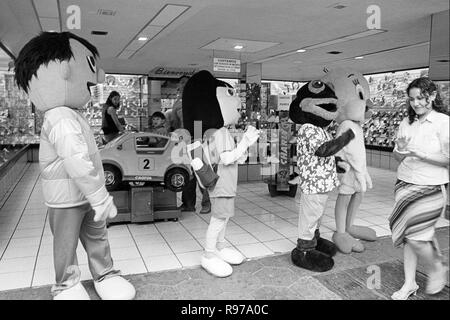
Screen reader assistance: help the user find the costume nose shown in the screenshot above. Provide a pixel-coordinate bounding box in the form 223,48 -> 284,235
97,68 -> 105,83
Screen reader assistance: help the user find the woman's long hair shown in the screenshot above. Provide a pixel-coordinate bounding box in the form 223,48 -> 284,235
406,77 -> 447,124
105,91 -> 121,108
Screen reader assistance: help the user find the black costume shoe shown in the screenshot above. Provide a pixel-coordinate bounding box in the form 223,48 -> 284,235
291,238 -> 334,272
178,204 -> 195,212
314,229 -> 337,257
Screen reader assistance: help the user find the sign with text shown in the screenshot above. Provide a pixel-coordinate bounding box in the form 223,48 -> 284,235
149,67 -> 197,79
213,58 -> 241,73
277,95 -> 292,111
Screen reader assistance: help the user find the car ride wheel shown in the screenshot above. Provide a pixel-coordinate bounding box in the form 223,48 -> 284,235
103,164 -> 121,191
164,168 -> 189,192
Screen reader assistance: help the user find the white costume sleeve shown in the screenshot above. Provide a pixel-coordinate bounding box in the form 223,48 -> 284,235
49,118 -> 109,207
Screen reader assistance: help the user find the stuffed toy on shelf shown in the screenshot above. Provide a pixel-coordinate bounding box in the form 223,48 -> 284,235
14,32 -> 135,300
182,70 -> 260,277
288,80 -> 355,272
321,68 -> 377,254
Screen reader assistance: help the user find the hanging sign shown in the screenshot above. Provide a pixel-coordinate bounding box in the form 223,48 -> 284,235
213,58 -> 241,73
277,95 -> 292,111
149,67 -> 197,79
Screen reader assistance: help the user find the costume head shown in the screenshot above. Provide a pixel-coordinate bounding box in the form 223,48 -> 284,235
182,70 -> 240,138
321,67 -> 371,124
14,31 -> 105,112
289,80 -> 338,128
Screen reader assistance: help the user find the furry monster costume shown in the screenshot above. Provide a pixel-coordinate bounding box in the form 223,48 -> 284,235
321,68 -> 376,253
182,70 -> 260,277
288,80 -> 355,272
14,32 -> 135,300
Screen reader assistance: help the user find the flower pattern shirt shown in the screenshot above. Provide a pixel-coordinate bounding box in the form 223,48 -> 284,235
296,123 -> 339,194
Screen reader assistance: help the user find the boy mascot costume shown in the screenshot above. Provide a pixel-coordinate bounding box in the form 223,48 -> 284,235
14,32 -> 136,300
321,68 -> 376,254
182,70 -> 260,277
289,80 -> 355,272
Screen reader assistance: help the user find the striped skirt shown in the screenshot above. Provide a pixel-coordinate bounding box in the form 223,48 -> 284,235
389,180 -> 447,248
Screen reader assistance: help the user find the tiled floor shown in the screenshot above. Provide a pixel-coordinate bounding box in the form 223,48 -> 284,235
0,163 -> 448,292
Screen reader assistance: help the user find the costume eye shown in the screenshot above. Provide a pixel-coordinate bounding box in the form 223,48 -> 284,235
355,84 -> 364,100
86,56 -> 96,73
226,88 -> 235,96
308,80 -> 325,94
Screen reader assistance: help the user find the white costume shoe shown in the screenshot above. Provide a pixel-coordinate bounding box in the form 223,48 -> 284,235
201,255 -> 233,277
94,276 -> 136,300
53,282 -> 90,300
215,248 -> 245,265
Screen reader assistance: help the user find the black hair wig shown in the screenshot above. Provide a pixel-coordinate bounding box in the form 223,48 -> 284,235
181,70 -> 231,137
14,31 -> 99,93
289,80 -> 337,128
406,77 -> 447,124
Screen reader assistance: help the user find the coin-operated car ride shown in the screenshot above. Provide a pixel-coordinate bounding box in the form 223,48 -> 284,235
99,131 -> 192,192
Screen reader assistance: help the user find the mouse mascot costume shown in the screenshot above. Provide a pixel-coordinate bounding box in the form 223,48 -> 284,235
321,68 -> 376,254
182,70 -> 260,277
14,32 -> 136,300
289,80 -> 355,272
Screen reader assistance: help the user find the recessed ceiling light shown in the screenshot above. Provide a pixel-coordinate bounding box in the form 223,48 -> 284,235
355,56 -> 364,59
333,4 -> 347,9
296,49 -> 306,53
138,37 -> 148,41
234,45 -> 244,50
327,51 -> 342,54
91,31 -> 108,35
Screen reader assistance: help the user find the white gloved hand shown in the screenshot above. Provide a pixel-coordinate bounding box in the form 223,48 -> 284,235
243,126 -> 260,146
92,195 -> 117,222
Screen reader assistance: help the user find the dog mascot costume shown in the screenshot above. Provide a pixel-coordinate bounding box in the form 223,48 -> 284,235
182,70 -> 260,277
289,80 -> 355,272
321,68 -> 376,254
14,32 -> 136,300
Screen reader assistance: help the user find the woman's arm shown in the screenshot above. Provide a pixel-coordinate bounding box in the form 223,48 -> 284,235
405,147 -> 449,168
107,107 -> 124,132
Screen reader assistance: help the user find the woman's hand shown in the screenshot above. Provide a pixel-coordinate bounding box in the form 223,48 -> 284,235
404,146 -> 427,160
395,136 -> 411,151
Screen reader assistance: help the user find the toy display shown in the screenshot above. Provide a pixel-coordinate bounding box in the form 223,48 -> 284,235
14,31 -> 135,300
321,68 -> 376,254
182,70 -> 259,278
100,131 -> 192,192
289,80 -> 355,272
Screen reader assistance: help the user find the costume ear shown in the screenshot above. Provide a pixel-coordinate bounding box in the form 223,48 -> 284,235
61,60 -> 70,80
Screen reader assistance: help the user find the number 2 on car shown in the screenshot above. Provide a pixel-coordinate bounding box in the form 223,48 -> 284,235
138,157 -> 155,170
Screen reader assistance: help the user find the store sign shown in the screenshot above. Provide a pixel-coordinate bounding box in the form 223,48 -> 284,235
277,95 -> 292,111
213,58 -> 241,73
149,67 -> 197,79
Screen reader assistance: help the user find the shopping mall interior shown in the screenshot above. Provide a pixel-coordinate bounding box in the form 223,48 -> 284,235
0,0 -> 449,302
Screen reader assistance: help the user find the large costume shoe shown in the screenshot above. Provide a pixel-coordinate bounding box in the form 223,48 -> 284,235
53,282 -> 90,300
94,276 -> 136,300
215,247 -> 245,265
332,232 -> 353,254
347,225 -> 377,241
201,255 -> 233,277
426,263 -> 448,295
314,229 -> 337,257
291,238 -> 334,272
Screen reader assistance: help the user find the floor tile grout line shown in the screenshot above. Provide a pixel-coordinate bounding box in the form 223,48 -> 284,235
124,224 -> 150,273
0,164 -> 40,262
0,162 -> 31,210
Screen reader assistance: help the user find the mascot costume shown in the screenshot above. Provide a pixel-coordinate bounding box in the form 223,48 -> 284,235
321,68 -> 376,254
182,70 -> 260,277
14,32 -> 136,300
289,80 -> 355,272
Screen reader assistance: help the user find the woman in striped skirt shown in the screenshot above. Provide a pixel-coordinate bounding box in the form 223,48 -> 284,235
389,77 -> 449,300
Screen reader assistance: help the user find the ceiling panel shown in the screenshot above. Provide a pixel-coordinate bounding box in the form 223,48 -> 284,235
1,0 -> 448,80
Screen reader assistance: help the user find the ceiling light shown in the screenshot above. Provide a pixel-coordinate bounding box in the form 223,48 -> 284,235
354,56 -> 364,59
149,4 -> 190,27
234,45 -> 244,50
333,4 -> 347,9
296,49 -> 306,53
138,37 -> 148,41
